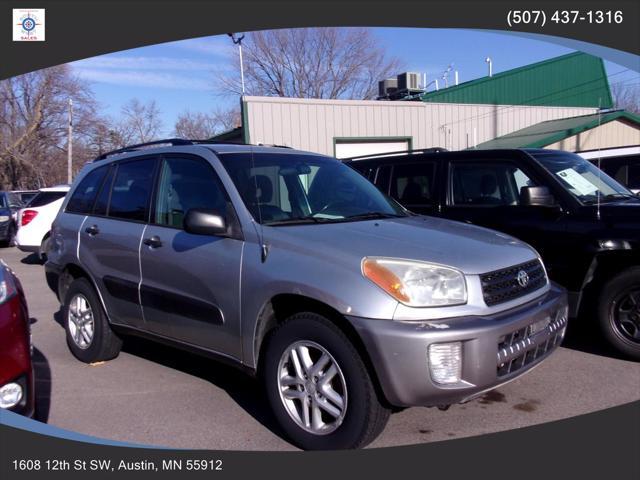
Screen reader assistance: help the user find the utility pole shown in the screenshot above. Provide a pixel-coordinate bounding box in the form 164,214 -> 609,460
67,98 -> 73,184
227,33 -> 246,95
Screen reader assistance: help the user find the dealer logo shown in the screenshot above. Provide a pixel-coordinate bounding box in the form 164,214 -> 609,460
13,9 -> 45,41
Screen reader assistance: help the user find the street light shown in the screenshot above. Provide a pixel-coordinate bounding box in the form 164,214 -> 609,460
227,32 -> 246,95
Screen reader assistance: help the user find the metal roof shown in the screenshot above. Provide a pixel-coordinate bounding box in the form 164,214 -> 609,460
474,110 -> 640,149
420,52 -> 613,109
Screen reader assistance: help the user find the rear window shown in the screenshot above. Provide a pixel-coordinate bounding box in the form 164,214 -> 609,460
28,191 -> 67,207
107,158 -> 156,221
66,166 -> 109,214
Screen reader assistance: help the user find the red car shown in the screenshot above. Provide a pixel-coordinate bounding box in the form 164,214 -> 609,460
0,260 -> 34,417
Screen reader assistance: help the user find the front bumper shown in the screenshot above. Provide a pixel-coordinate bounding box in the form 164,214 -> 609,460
348,284 -> 568,408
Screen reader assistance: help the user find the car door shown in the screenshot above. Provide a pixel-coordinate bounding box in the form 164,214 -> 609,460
78,156 -> 158,329
386,161 -> 439,216
441,157 -> 567,264
139,154 -> 243,359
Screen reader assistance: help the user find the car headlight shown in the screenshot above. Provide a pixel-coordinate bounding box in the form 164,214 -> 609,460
0,215 -> 9,222
0,382 -> 23,409
362,257 -> 467,307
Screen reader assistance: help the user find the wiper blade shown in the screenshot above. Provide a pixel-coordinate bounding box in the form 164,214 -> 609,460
344,212 -> 405,220
604,193 -> 638,200
264,217 -> 321,226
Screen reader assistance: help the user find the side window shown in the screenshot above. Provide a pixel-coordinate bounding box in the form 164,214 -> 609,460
93,166 -> 115,216
66,166 -> 108,214
627,163 -> 640,190
390,162 -> 436,206
108,158 -> 156,221
374,165 -> 392,194
451,162 -> 536,206
154,156 -> 228,228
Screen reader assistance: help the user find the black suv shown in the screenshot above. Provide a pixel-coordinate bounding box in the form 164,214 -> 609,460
346,148 -> 640,359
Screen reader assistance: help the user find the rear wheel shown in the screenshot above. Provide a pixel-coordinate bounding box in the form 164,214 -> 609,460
63,278 -> 122,363
38,234 -> 50,262
263,312 -> 390,450
598,268 -> 640,360
1,223 -> 16,247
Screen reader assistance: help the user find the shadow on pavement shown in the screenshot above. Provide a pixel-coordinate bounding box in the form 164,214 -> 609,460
51,307 -> 288,444
32,347 -> 52,423
20,253 -> 44,265
120,336 -> 289,444
561,317 -> 633,362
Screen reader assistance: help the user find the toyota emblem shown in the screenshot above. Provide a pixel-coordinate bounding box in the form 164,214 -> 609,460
517,270 -> 530,288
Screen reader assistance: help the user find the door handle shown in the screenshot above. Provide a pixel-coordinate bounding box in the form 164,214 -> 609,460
143,235 -> 162,248
85,225 -> 100,236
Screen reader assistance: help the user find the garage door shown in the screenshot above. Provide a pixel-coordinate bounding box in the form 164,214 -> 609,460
335,139 -> 410,159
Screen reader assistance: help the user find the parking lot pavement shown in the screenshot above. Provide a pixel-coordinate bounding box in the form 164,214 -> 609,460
2,246 -> 639,450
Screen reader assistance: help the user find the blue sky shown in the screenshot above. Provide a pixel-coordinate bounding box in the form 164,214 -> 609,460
69,28 -> 639,136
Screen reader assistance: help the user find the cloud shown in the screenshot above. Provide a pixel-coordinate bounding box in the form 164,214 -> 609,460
73,68 -> 213,91
72,56 -> 216,71
168,37 -> 235,57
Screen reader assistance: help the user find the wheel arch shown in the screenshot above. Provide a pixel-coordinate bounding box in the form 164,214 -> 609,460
253,293 -> 392,407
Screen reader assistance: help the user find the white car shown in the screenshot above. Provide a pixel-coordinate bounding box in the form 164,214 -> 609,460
16,185 -> 69,260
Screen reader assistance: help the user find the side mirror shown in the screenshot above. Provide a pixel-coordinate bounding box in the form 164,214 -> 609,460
184,208 -> 228,236
520,186 -> 556,207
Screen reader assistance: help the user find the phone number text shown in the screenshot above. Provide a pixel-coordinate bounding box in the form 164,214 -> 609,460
507,10 -> 623,28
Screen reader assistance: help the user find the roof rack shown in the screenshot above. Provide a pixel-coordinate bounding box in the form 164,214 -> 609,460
93,138 -> 243,162
342,147 -> 447,162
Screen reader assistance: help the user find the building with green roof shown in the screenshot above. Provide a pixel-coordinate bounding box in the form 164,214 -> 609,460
419,52 -> 613,109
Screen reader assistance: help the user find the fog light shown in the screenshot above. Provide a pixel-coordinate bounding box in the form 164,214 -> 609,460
428,342 -> 462,385
0,382 -> 23,409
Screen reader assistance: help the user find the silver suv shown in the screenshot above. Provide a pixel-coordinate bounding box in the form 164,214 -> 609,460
45,139 -> 568,450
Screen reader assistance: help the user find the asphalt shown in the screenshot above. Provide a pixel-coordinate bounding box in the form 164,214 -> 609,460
2,246 -> 639,450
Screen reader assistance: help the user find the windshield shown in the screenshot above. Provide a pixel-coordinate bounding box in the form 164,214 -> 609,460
219,152 -> 407,225
532,152 -> 635,204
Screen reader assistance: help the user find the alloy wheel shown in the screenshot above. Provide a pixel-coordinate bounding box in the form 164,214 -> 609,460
68,294 -> 95,350
277,340 -> 348,435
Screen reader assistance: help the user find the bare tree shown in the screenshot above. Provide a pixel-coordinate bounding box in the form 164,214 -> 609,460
611,81 -> 640,114
220,28 -> 403,100
0,65 -> 98,188
173,106 -> 241,139
117,98 -> 163,145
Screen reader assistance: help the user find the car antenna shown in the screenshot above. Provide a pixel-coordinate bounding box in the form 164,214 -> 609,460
250,145 -> 269,262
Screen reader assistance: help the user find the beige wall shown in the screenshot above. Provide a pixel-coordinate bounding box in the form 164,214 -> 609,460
545,120 -> 640,152
244,96 -> 597,156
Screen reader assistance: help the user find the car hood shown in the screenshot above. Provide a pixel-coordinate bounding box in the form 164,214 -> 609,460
266,215 -> 539,275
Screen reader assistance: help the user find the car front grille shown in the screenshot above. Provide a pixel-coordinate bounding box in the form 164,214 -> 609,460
480,259 -> 546,307
496,309 -> 567,377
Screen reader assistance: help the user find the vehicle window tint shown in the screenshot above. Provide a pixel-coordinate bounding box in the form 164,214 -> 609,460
451,163 -> 536,206
66,166 -> 108,214
627,163 -> 640,190
0,194 -> 7,208
93,166 -> 115,216
375,165 -> 392,194
7,193 -> 22,207
27,191 -> 67,207
390,162 -> 435,206
108,158 -> 156,221
154,156 -> 228,228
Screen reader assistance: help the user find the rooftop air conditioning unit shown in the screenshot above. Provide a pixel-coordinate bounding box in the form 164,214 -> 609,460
398,72 -> 421,91
378,78 -> 398,98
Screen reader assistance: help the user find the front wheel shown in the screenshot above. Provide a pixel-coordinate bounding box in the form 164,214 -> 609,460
263,313 -> 390,450
598,268 -> 640,360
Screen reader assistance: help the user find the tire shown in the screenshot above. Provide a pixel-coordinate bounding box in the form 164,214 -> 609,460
263,312 -> 390,450
63,278 -> 122,363
38,234 -> 50,262
1,223 -> 16,248
597,268 -> 640,360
